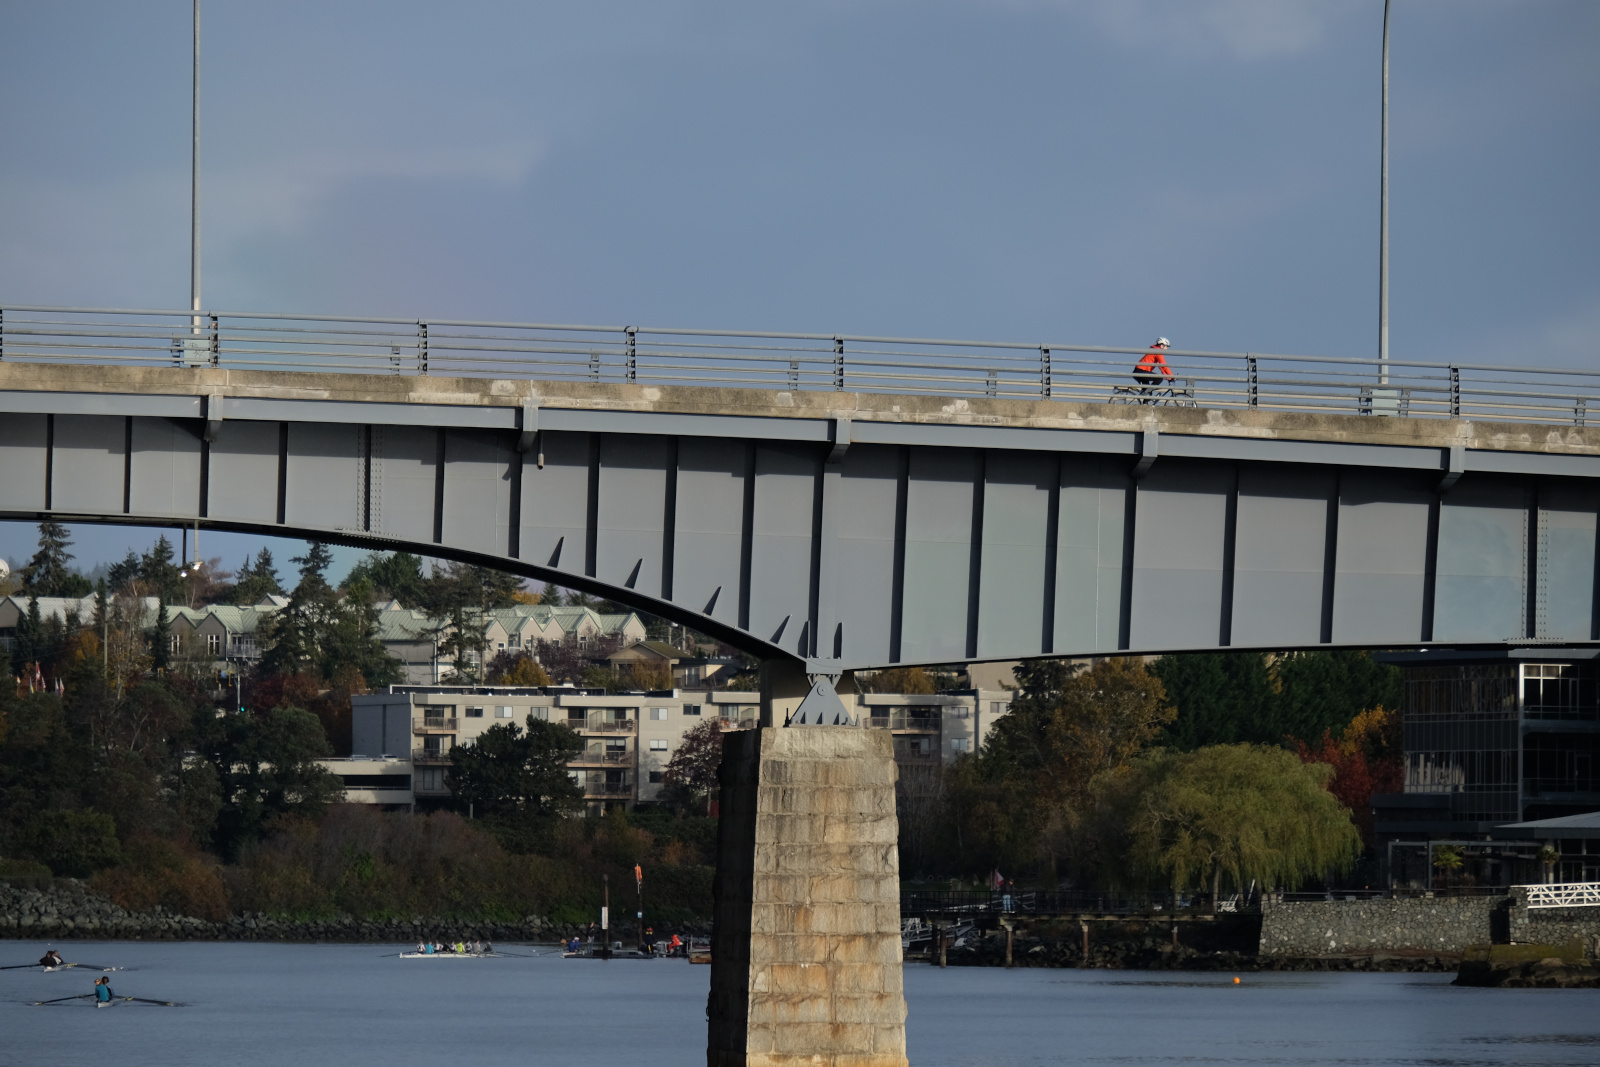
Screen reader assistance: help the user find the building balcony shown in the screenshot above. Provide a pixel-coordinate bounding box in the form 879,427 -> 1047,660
869,714 -> 941,733
567,719 -> 636,735
583,780 -> 633,798
569,750 -> 633,767
413,752 -> 453,766
415,717 -> 458,734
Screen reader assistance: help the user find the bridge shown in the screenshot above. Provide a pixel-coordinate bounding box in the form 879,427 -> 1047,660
6,304 -> 1600,1066
2,305 -> 1598,683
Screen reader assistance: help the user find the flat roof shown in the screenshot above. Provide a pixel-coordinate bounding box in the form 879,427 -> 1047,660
1374,648 -> 1600,667
1495,811 -> 1600,839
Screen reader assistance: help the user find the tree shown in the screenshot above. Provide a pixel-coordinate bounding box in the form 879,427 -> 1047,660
660,719 -> 727,813
486,650 -> 551,687
1154,653 -> 1274,749
866,666 -> 936,694
105,550 -> 142,593
1294,706 -> 1403,849
947,657 -> 1176,883
345,551 -> 426,607
1272,651 -> 1403,743
22,521 -> 91,598
446,716 -> 583,850
258,544 -> 400,691
139,536 -> 185,602
1431,844 -> 1464,889
232,548 -> 284,605
192,704 -> 344,859
150,597 -> 172,672
1108,744 -> 1361,903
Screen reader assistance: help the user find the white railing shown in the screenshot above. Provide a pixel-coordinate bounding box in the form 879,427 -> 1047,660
1518,881 -> 1600,909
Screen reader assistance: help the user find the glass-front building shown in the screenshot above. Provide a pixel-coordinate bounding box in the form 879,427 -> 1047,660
1374,650 -> 1600,885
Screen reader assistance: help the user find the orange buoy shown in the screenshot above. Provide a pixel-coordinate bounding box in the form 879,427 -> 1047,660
1232,977 -> 1241,984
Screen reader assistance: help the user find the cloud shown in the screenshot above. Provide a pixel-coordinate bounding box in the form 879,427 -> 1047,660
993,0 -> 1367,59
206,138 -> 546,250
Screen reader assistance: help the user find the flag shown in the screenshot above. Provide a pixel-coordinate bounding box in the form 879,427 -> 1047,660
634,864 -> 643,889
990,869 -> 1005,890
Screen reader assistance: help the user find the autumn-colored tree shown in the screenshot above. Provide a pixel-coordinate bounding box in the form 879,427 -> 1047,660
486,650 -> 552,687
661,718 -> 726,814
866,666 -> 935,694
1293,705 -> 1403,849
946,657 -> 1175,882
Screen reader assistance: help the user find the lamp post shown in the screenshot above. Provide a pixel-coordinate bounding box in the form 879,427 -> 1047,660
190,0 -> 202,333
1379,0 -> 1391,387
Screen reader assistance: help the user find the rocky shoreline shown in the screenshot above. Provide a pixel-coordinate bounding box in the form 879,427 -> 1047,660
0,879 -> 685,946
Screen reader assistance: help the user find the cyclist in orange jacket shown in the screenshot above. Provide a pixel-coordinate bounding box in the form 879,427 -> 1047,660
1133,337 -> 1174,404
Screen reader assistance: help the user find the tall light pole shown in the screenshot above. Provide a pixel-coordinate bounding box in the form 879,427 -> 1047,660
190,0 -> 202,332
1379,0 -> 1391,386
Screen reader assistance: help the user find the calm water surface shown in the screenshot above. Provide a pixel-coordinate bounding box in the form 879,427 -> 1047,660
3,941 -> 1598,1067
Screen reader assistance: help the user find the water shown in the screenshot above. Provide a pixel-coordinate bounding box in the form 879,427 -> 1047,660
3,942 -> 1599,1066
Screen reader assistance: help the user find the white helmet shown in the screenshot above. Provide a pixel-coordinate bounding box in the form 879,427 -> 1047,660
1153,337 -> 1171,348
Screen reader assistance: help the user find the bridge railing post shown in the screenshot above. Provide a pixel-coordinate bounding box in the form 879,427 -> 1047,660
209,314 -> 219,367
625,326 -> 637,383
417,322 -> 428,375
1247,355 -> 1258,407
1039,347 -> 1051,399
1450,365 -> 1460,418
833,336 -> 844,390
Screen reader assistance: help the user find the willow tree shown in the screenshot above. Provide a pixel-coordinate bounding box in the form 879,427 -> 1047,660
1112,743 -> 1360,903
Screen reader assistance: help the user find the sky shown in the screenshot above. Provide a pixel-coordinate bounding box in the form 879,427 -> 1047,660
0,0 -> 1596,579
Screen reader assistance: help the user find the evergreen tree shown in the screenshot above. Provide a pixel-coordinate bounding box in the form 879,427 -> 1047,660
258,543 -> 399,689
139,536 -> 184,602
231,548 -> 283,605
105,550 -> 141,592
12,596 -> 42,672
345,551 -> 425,607
1154,653 -> 1275,749
150,597 -> 172,672
21,521 -> 90,597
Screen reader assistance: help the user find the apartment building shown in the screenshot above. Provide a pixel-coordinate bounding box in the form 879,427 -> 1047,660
334,684 -> 1013,811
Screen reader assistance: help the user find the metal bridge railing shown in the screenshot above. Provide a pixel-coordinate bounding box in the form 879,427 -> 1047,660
2,305 -> 1597,425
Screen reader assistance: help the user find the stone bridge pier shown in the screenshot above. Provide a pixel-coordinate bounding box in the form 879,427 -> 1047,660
707,664 -> 908,1067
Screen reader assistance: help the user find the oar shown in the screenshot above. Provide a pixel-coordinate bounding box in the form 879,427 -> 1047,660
30,994 -> 94,1005
0,963 -> 46,970
70,963 -> 122,971
119,996 -> 182,1007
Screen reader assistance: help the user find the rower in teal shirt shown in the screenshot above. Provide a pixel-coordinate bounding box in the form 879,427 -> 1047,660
95,976 -> 114,1005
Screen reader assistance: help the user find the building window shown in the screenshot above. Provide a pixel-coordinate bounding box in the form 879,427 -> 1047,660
649,739 -> 669,751
509,634 -> 521,648
529,706 -> 550,721
169,634 -> 181,653
650,707 -> 669,720
465,707 -> 485,718
418,767 -> 446,792
951,737 -> 972,752
649,771 -> 664,784
204,633 -> 220,655
991,702 -> 1009,715
495,706 -> 514,719
683,704 -> 701,716
949,707 -> 970,720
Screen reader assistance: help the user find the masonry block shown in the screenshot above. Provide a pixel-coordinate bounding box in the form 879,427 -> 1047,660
708,727 -> 908,1067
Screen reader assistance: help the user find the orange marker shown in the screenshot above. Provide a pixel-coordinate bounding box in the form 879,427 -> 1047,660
1232,977 -> 1241,984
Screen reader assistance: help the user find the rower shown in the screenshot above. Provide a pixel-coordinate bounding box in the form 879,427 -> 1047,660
40,949 -> 64,968
94,976 -> 114,1006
